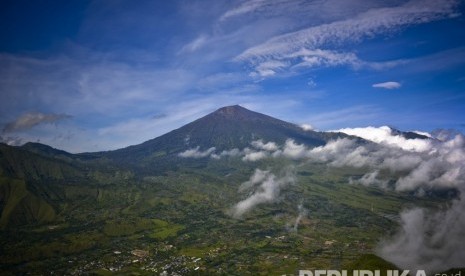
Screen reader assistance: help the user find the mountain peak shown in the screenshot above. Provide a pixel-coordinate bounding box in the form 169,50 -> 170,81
213,105 -> 251,118
82,105 -> 348,166
210,105 -> 277,123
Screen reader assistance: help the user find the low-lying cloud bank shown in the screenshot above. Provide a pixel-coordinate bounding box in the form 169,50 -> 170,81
317,128 -> 465,273
334,126 -> 431,152
179,128 -> 465,192
179,126 -> 465,272
378,192 -> 465,273
178,139 -> 279,162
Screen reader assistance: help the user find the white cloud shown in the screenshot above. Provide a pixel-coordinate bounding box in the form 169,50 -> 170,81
250,60 -> 289,77
218,126 -> 465,272
219,0 -> 267,22
178,146 -> 216,158
251,139 -> 278,151
295,133 -> 464,192
378,196 -> 465,274
289,48 -> 363,69
179,34 -> 209,53
238,131 -> 464,193
292,204 -> 308,232
178,126 -> 465,194
249,48 -> 409,77
372,81 -> 402,89
179,139 -> 279,161
300,124 -> 314,131
238,168 -> 270,192
231,168 -> 295,218
334,126 -> 431,152
238,0 -> 459,61
236,0 -> 460,77
413,130 -> 432,138
211,148 -> 242,159
280,139 -> 310,159
242,150 -> 268,162
350,170 -> 388,188
220,0 -> 394,24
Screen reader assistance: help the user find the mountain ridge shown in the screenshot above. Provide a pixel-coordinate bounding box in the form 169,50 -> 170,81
0,105 -> 461,274
100,105 -> 347,164
3,105 -> 435,158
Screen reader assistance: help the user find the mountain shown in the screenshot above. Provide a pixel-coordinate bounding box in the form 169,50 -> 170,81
0,143 -> 82,229
1,105 -> 457,275
20,142 -> 76,161
102,105 -> 347,166
388,127 -> 430,140
0,143 -> 85,182
4,105 -> 352,228
0,106 -> 434,228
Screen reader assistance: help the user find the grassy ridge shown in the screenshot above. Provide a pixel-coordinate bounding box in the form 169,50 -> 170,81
0,177 -> 56,229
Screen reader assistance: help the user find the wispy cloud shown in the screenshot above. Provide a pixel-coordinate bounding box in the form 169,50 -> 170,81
250,49 -> 408,77
220,0 -> 267,22
220,0 -> 391,24
231,168 -> 295,218
3,112 -> 72,133
1,0 -> 462,153
178,146 -> 216,158
251,139 -> 278,151
372,81 -> 402,89
0,135 -> 23,146
179,34 -> 209,53
289,49 -> 362,69
179,139 -> 278,162
0,51 -> 252,151
250,60 -> 289,77
236,0 -> 460,77
302,105 -> 383,130
289,203 -> 308,233
238,0 -> 459,61
0,53 -> 196,118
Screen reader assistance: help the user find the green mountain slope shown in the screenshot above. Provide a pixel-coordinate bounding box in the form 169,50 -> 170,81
0,105 -> 458,274
102,105 -> 347,164
0,143 -> 85,181
0,143 -> 134,228
0,177 -> 56,229
0,143 -> 85,228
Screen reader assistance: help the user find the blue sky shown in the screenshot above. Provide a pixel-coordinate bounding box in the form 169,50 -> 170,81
0,0 -> 464,152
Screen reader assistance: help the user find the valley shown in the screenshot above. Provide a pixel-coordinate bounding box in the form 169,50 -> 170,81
0,106 -> 461,275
